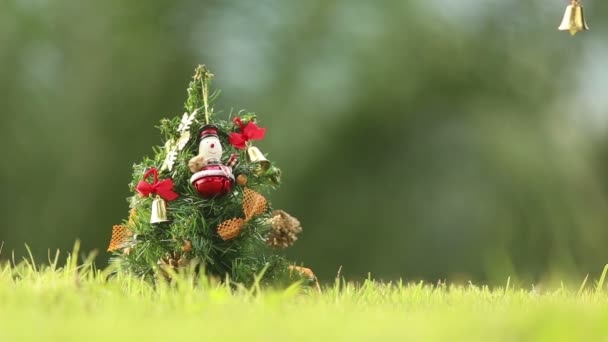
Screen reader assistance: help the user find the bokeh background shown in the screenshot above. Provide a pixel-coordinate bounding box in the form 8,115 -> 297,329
2,0 -> 608,284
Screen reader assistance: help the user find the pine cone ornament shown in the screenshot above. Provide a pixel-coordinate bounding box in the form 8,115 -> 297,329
157,251 -> 191,281
266,210 -> 302,248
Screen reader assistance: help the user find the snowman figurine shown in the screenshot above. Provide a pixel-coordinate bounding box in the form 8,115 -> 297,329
188,125 -> 235,198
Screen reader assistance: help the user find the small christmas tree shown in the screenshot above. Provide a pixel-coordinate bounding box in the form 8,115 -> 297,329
108,65 -> 312,286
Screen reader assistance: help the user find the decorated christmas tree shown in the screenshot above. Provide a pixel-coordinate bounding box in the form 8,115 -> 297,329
107,65 -> 313,286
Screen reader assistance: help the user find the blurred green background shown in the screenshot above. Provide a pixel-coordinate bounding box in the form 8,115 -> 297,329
2,0 -> 608,284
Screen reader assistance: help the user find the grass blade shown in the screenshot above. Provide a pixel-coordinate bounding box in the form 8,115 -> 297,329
577,274 -> 589,296
596,264 -> 608,294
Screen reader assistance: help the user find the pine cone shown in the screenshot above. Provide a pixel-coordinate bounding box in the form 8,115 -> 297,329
157,251 -> 190,281
266,210 -> 302,248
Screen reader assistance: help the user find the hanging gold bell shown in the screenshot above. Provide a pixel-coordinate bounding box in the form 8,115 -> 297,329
558,0 -> 589,36
246,146 -> 270,171
150,196 -> 169,224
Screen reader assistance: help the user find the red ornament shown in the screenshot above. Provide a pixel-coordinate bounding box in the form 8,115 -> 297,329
136,168 -> 179,201
190,164 -> 234,198
229,117 -> 266,149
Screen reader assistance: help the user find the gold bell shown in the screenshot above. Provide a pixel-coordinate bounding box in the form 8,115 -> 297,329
150,196 -> 169,224
558,0 -> 589,36
246,146 -> 270,171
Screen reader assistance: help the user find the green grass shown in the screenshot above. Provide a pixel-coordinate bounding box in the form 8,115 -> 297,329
1,246 -> 608,341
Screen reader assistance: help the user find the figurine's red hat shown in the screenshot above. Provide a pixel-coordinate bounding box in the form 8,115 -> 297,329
199,124 -> 219,138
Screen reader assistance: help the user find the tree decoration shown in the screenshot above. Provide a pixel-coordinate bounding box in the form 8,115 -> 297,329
108,209 -> 139,252
136,168 -> 179,201
161,110 -> 198,171
217,188 -> 267,240
157,251 -> 193,282
108,65 -> 311,287
229,117 -> 270,172
246,146 -> 271,172
188,125 -> 236,198
266,210 -> 302,248
229,117 -> 266,150
236,174 -> 248,186
558,0 -> 589,35
135,168 -> 179,223
161,140 -> 179,172
127,208 -> 138,226
107,225 -> 132,252
178,110 -> 197,133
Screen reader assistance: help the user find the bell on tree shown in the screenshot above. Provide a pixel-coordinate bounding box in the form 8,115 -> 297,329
134,167 -> 179,224
246,146 -> 270,171
558,0 -> 589,35
188,125 -> 235,198
150,196 -> 169,223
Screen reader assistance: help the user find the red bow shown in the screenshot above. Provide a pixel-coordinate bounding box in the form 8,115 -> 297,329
229,117 -> 266,149
136,168 -> 179,201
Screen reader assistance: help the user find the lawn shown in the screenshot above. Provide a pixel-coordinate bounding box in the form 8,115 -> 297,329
1,246 -> 607,341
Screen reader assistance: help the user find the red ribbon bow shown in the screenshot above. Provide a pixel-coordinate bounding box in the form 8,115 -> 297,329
229,117 -> 266,149
136,168 -> 179,201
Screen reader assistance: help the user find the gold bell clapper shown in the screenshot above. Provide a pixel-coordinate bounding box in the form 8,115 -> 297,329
558,0 -> 589,36
150,196 -> 169,224
246,146 -> 270,171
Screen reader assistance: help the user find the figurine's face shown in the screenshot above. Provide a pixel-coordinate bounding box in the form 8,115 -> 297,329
199,136 -> 222,160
